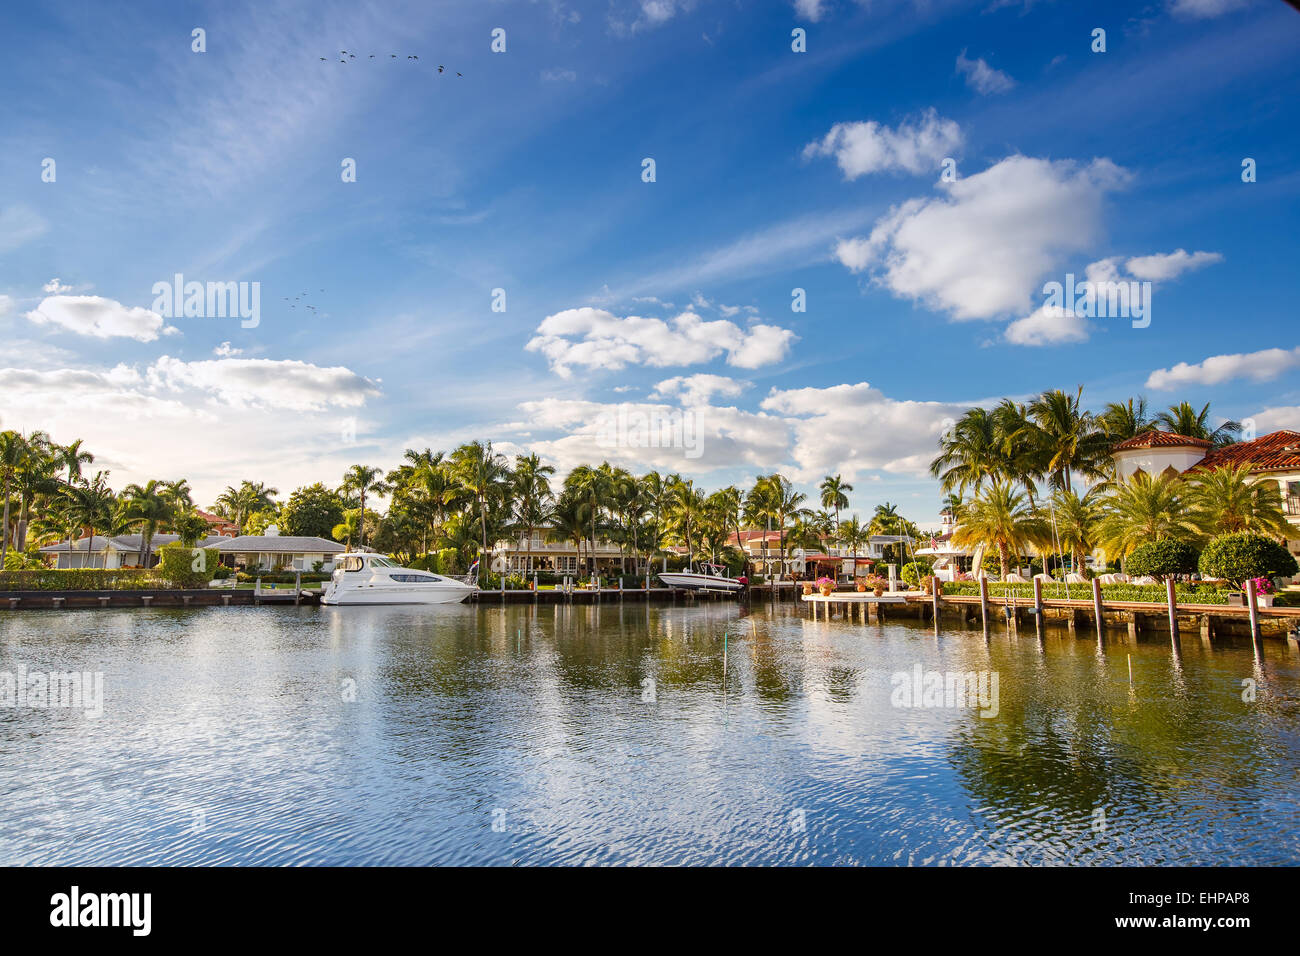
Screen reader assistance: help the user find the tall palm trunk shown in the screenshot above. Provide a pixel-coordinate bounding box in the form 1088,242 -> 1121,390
0,476 -> 9,566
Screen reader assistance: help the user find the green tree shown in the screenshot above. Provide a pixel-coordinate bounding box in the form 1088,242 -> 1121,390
280,483 -> 345,539
952,480 -> 1049,579
1155,401 -> 1240,446
1186,464 -> 1292,539
1198,532 -> 1298,587
1095,472 -> 1194,564
819,474 -> 853,531
340,464 -> 388,548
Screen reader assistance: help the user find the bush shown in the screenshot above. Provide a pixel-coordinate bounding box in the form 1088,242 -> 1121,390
900,560 -> 932,586
1198,532 -> 1298,587
1125,539 -> 1199,581
0,569 -> 162,591
156,545 -> 220,588
280,483 -> 345,539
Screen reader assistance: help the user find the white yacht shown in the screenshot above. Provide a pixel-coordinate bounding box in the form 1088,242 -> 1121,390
320,553 -> 477,605
657,563 -> 747,593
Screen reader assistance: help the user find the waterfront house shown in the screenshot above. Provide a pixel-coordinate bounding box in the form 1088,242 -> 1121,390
214,532 -> 345,572
40,533 -> 228,569
1111,428 -> 1300,559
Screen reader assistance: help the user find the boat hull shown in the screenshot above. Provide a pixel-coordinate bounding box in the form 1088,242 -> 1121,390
321,584 -> 474,605
657,573 -> 745,592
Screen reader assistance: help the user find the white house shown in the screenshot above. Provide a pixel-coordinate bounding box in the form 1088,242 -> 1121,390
40,533 -> 227,569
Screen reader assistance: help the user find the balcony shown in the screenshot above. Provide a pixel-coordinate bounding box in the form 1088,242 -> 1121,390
1285,496 -> 1300,519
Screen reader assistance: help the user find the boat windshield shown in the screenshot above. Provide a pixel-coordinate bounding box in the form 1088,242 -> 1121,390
368,556 -> 399,568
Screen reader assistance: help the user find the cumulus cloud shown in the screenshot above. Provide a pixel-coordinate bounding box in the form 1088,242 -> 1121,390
1251,406 -> 1300,434
955,51 -> 1015,94
213,341 -> 242,357
146,355 -> 381,411
835,155 -> 1130,320
760,382 -> 976,482
25,295 -> 176,342
509,380 -> 972,483
803,109 -> 963,179
526,307 -> 796,377
1124,248 -> 1223,281
651,374 -> 750,405
42,278 -> 73,293
1004,305 -> 1091,346
1146,346 -> 1300,390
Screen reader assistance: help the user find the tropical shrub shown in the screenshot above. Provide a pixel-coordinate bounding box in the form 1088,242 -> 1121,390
1198,532 -> 1298,587
941,580 -> 1230,604
280,483 -> 345,539
156,545 -> 220,588
900,560 -> 932,586
1124,539 -> 1199,581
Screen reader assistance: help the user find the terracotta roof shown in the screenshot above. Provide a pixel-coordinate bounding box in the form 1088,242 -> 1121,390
1190,430 -> 1300,475
1111,430 -> 1213,451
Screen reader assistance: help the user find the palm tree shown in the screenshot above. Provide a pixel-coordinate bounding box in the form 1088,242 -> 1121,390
837,515 -> 871,571
340,465 -> 388,549
930,407 -> 1004,495
118,480 -> 173,567
819,474 -> 853,531
566,464 -> 610,574
0,430 -> 26,565
512,453 -> 555,573
665,477 -> 706,565
952,480 -> 1050,579
1049,487 -> 1100,572
1155,401 -> 1240,446
1027,387 -> 1109,493
744,474 -> 807,579
1186,464 -> 1292,539
1099,397 -> 1153,443
1095,472 -> 1194,564
56,438 -> 94,486
867,501 -> 902,535
548,493 -> 588,577
446,441 -> 510,580
61,472 -> 115,568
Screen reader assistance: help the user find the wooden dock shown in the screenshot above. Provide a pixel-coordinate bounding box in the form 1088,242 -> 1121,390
801,578 -> 1300,645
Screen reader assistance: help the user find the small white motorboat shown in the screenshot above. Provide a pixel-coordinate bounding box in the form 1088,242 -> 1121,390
320,553 -> 477,605
657,563 -> 747,593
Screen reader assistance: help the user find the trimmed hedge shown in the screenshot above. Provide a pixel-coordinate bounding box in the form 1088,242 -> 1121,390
236,571 -> 331,584
157,545 -> 220,588
941,581 -> 1231,605
1125,539 -> 1199,580
0,569 -> 163,591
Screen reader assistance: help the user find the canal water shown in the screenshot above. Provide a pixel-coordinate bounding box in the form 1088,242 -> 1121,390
2,603 -> 1297,865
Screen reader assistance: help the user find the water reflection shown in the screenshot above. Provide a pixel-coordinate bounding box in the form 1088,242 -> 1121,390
0,603 -> 1297,865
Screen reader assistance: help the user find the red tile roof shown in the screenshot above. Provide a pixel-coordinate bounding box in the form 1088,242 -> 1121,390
1111,430 -> 1213,451
1190,430 -> 1300,475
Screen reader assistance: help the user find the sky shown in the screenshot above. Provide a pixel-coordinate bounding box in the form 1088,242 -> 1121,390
1,0 -> 1298,528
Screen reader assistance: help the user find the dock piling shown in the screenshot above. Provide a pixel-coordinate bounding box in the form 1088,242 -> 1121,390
1091,578 -> 1104,644
1246,578 -> 1262,645
1165,577 -> 1180,645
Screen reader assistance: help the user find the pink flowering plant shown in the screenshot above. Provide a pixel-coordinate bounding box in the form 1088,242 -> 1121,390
815,576 -> 835,587
1250,576 -> 1275,595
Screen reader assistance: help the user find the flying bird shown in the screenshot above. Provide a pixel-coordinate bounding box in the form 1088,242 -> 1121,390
437,65 -> 443,72
457,72 -> 463,77
319,57 -> 325,61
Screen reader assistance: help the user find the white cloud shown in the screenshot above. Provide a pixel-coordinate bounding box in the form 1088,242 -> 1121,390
1146,346 -> 1300,390
760,382 -> 975,482
0,205 -> 48,254
0,295 -> 13,318
1124,248 -> 1223,281
25,295 -> 175,342
794,0 -> 829,21
541,68 -> 577,82
146,355 -> 381,411
0,360 -> 383,506
651,374 -> 750,405
1251,406 -> 1300,434
1004,304 -> 1091,346
42,278 -> 73,293
803,109 -> 963,179
213,341 -> 243,357
835,155 -> 1130,320
526,307 -> 796,377
1169,0 -> 1248,18
955,51 -> 1015,94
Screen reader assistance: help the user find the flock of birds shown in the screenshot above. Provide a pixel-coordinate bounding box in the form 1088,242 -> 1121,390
322,51 -> 463,76
283,290 -> 326,314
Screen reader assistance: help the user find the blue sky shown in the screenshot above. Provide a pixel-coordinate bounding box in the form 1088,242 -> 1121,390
1,0 -> 1298,526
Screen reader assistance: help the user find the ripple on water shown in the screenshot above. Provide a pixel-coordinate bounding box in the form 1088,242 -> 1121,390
1,603 -> 1298,865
